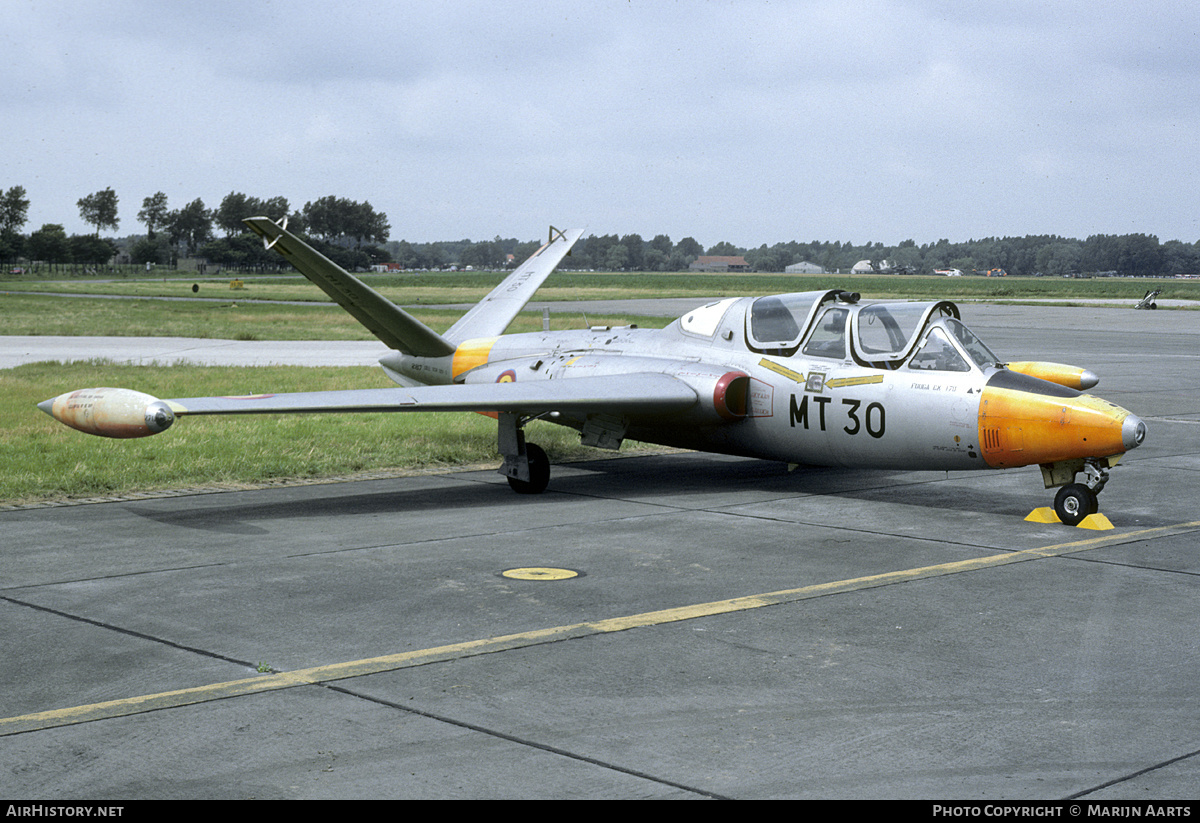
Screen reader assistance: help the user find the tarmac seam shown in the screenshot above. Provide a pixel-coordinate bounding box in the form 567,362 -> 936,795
322,683 -> 729,800
3,519 -> 1198,739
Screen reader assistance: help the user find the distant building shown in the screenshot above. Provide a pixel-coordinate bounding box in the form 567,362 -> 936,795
852,259 -> 896,274
690,255 -> 750,272
785,261 -> 824,274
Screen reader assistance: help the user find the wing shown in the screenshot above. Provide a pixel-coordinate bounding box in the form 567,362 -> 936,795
444,227 -> 585,342
243,216 -> 456,357
39,374 -> 698,438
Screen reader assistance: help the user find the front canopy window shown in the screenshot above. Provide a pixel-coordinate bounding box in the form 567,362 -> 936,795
945,317 -> 1000,369
907,327 -> 970,372
855,303 -> 934,358
906,318 -> 999,373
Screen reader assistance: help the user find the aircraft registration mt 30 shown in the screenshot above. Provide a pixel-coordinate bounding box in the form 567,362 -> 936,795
40,217 -> 1146,527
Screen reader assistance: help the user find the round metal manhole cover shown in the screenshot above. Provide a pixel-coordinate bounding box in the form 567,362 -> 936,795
501,567 -> 581,581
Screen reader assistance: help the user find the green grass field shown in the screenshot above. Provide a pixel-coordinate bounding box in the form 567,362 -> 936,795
6,268 -> 1200,305
3,361 -> 649,505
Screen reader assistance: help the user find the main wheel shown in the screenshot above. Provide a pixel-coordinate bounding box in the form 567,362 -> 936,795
1054,483 -> 1097,526
507,443 -> 550,494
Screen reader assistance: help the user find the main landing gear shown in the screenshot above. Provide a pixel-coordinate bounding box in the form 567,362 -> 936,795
1046,458 -> 1109,527
498,412 -> 551,494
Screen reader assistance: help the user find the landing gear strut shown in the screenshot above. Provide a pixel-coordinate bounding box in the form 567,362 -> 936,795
498,412 -> 550,494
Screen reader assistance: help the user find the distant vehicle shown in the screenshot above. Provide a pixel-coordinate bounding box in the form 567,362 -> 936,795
934,269 -> 963,277
1134,289 -> 1161,310
39,217 -> 1146,527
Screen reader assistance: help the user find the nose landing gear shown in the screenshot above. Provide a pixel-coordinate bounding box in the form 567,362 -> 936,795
1045,458 -> 1110,527
1054,483 -> 1098,526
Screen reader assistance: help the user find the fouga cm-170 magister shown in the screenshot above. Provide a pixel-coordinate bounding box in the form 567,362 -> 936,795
40,217 -> 1146,527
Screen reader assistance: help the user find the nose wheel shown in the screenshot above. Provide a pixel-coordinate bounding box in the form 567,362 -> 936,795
1046,458 -> 1109,526
1054,483 -> 1098,526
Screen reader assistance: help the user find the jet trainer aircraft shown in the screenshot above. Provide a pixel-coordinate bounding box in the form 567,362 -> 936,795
40,217 -> 1146,526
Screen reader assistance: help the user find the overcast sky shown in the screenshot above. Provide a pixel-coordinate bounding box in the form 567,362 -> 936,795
4,0 -> 1198,248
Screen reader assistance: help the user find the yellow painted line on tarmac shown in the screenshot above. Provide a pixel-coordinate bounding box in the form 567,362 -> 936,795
4,520 -> 1198,737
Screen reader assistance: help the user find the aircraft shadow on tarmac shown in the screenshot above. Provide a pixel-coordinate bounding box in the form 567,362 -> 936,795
120,453 -> 1035,534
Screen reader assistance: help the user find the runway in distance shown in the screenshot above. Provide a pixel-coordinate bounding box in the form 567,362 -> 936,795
39,217 -> 1146,527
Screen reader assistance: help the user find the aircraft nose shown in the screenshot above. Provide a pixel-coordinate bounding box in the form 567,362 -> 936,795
1122,412 -> 1147,451
978,371 -> 1144,469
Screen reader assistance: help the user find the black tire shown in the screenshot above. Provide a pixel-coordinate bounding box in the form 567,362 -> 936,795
1054,483 -> 1097,526
507,443 -> 550,494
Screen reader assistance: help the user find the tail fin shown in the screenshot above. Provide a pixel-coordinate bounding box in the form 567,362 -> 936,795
246,218 -> 583,354
244,216 -> 456,357
444,227 -> 584,343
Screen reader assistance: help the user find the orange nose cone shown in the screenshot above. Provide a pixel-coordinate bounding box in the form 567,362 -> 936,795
978,371 -> 1139,469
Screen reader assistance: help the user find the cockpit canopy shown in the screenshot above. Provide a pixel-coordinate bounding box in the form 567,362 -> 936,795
743,289 -> 1000,372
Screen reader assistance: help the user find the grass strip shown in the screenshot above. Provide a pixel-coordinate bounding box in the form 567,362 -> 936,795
2,361 -> 640,505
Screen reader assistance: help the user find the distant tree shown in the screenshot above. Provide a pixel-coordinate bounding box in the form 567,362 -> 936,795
1035,242 -> 1082,276
214,192 -> 254,237
676,237 -> 703,259
69,234 -> 118,267
604,243 -> 631,271
1162,240 -> 1200,275
347,200 -> 390,245
620,234 -> 644,270
648,234 -> 673,256
511,240 -> 541,265
301,196 -> 388,246
582,234 -> 617,270
1117,233 -> 1163,277
706,241 -> 742,256
77,187 -> 120,235
0,229 -> 23,262
137,192 -> 169,239
0,186 -> 27,262
745,244 -> 785,272
129,235 -> 171,266
460,239 -> 502,268
215,193 -> 294,236
889,245 -> 922,274
1,185 -> 30,234
167,199 -> 213,256
26,224 -> 72,268
949,256 -> 978,274
1080,234 -> 1120,273
302,195 -> 339,241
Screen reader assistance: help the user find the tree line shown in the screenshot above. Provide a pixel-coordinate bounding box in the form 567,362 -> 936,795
0,186 -> 392,272
3,184 -> 1198,276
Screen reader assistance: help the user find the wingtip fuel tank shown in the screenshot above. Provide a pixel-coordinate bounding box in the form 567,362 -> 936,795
38,388 -> 175,439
